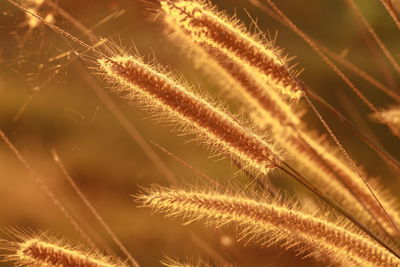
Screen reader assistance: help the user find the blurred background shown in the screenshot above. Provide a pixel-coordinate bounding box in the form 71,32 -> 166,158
0,0 -> 400,266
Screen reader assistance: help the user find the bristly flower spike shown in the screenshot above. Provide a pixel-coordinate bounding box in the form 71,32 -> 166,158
0,228 -> 128,267
98,55 -> 280,177
138,186 -> 400,267
160,0 -> 302,101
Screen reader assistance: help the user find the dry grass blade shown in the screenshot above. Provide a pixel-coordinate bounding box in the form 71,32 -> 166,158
40,0 -> 179,183
380,0 -> 400,32
322,48 -> 400,102
51,150 -> 140,267
260,0 -> 400,237
248,0 -> 400,173
346,0 -> 400,76
138,186 -> 400,266
0,130 -> 96,249
249,0 -> 400,103
261,0 -> 380,115
296,131 -> 400,236
303,87 -> 400,172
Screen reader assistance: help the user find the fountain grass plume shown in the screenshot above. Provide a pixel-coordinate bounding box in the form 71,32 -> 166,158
137,185 -> 400,266
0,227 -> 127,267
98,55 -> 281,177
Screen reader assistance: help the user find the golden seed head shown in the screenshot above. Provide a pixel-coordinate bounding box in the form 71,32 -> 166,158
160,0 -> 302,100
99,56 -> 280,176
139,186 -> 399,267
0,229 -> 127,267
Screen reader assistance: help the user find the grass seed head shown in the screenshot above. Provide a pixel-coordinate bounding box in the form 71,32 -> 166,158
0,228 -> 127,267
160,0 -> 302,100
138,186 -> 400,267
98,56 -> 280,177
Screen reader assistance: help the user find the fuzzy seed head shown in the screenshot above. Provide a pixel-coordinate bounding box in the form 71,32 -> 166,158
99,56 -> 280,176
139,186 -> 399,267
0,229 -> 127,267
160,0 -> 302,100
